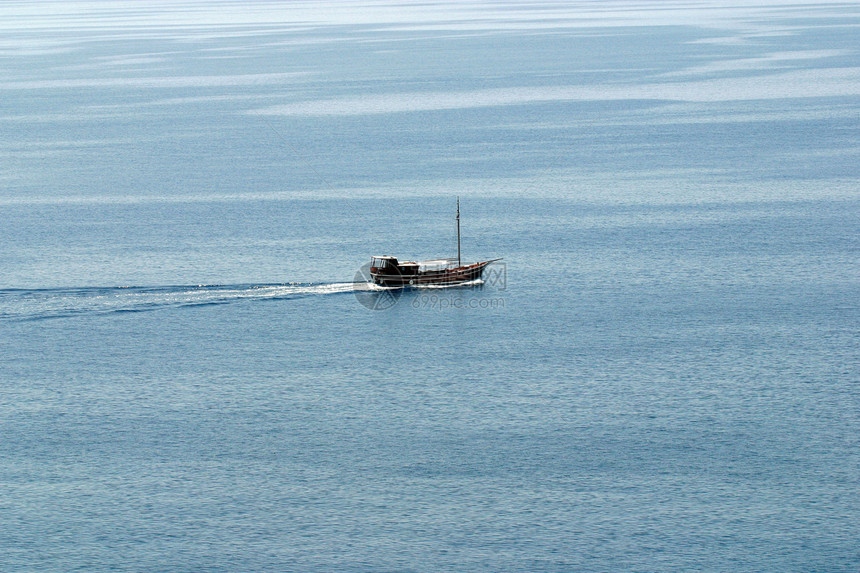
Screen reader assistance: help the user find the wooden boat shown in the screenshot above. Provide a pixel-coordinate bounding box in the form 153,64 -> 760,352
369,199 -> 501,287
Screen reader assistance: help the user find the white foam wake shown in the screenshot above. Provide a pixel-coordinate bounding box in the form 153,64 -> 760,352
0,282 -> 359,321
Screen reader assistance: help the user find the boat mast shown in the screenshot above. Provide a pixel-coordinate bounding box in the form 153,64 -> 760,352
456,196 -> 461,267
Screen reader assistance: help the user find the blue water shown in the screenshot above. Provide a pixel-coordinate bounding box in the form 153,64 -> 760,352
2,2 -> 859,571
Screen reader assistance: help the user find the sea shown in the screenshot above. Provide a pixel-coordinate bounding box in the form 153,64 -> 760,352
1,1 -> 858,571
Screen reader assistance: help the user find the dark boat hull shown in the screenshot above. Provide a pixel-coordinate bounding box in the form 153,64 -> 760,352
371,260 -> 493,287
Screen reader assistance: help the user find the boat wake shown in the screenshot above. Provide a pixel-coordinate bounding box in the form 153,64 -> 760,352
0,282 -> 358,322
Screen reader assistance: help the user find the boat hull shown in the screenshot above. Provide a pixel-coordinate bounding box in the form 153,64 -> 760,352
370,260 -> 493,287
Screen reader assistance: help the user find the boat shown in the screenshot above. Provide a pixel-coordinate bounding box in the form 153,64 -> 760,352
369,198 -> 501,287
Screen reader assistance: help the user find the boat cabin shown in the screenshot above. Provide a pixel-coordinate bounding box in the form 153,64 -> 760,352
370,256 -> 397,273
370,256 -> 418,276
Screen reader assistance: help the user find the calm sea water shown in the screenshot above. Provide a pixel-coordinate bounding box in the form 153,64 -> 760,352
1,1 -> 858,571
